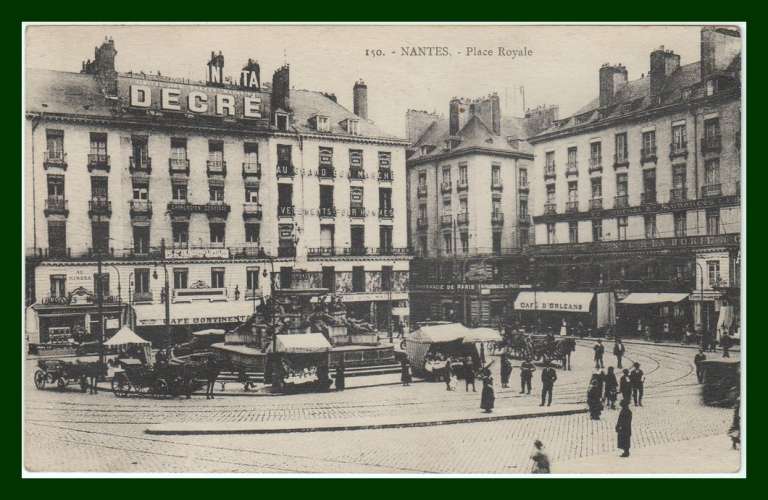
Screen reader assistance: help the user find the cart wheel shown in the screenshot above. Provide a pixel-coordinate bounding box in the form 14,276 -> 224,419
153,379 -> 168,398
33,370 -> 46,390
56,377 -> 67,390
80,376 -> 89,393
111,375 -> 130,397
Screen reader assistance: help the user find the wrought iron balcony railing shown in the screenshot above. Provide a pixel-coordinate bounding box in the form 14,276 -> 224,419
168,158 -> 190,176
87,153 -> 110,172
44,151 -> 67,170
206,159 -> 227,176
614,194 -> 629,208
702,184 -> 722,198
129,156 -> 152,174
242,162 -> 262,178
44,197 -> 68,216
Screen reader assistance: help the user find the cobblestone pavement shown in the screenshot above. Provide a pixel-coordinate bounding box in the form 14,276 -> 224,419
24,341 -> 740,474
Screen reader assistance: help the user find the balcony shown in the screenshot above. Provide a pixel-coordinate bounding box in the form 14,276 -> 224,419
378,168 -> 393,182
640,146 -> 658,164
440,215 -> 453,227
530,233 -> 740,257
456,212 -> 469,225
614,195 -> 629,209
87,153 -> 110,173
641,191 -> 657,204
133,291 -> 153,304
167,200 -> 192,216
349,167 -> 366,181
417,185 -> 428,198
589,198 -> 603,211
379,207 -> 394,219
544,164 -> 556,180
491,212 -> 504,226
318,164 -> 335,180
278,205 -> 296,218
669,187 -> 688,202
702,135 -> 722,153
518,180 -> 529,192
613,154 -> 629,169
129,156 -> 152,174
349,206 -> 366,218
457,178 -> 468,191
565,201 -> 579,213
318,206 -> 337,218
669,141 -> 688,159
565,161 -> 578,176
168,158 -> 190,176
43,151 -> 67,170
276,163 -> 295,178
242,162 -> 262,178
588,157 -> 602,173
206,159 -> 227,177
702,184 -> 722,198
441,180 -> 452,193
243,202 -> 263,219
44,197 -> 68,217
204,201 -> 231,217
88,199 -> 112,217
417,217 -> 428,229
129,200 -> 152,217
491,181 -> 504,191
544,203 -> 557,215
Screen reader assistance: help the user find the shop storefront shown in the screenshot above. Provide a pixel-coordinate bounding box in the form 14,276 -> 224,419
512,291 -> 615,335
617,292 -> 690,341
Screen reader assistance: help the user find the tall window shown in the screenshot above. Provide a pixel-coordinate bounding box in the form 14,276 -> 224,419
568,221 -> 578,243
134,269 -> 150,295
492,197 -> 502,215
170,138 -> 187,161
459,163 -> 468,185
418,204 -> 427,221
91,177 -> 108,200
352,266 -> 365,292
704,118 -> 721,141
546,223 -> 556,244
379,226 -> 393,252
247,267 -> 260,292
616,173 -> 628,196
379,188 -> 392,210
173,268 -> 188,289
519,197 -> 528,217
210,223 -> 226,244
706,208 -> 720,235
132,135 -> 149,165
322,266 -> 335,292
208,140 -> 224,163
320,225 -> 335,249
320,185 -> 334,211
546,185 -> 556,204
460,232 -> 469,254
674,211 -> 687,237
707,260 -> 721,288
211,268 -> 225,288
491,164 -> 501,185
568,181 -> 578,202
381,266 -> 393,292
91,221 -> 109,254
545,151 -> 555,170
418,171 -> 427,187
592,220 -> 603,242
567,147 -> 577,167
617,217 -> 628,240
672,123 -> 687,149
245,223 -> 260,243
245,187 -> 259,203
443,198 -> 452,217
244,142 -> 259,165
642,130 -> 656,152
47,221 -> 66,257
133,226 -> 149,254
442,166 -> 451,183
209,185 -> 225,201
89,132 -> 107,157
591,177 -> 602,199
673,165 -> 687,190
172,182 -> 188,201
443,232 -> 452,254
278,184 -> 294,211
50,275 -> 66,298
519,168 -> 528,187
590,141 -> 601,162
644,215 -> 657,239
459,197 -> 468,214
492,231 -> 502,254
615,132 -> 628,162
705,158 -> 720,185
46,129 -> 64,158
172,222 -> 189,247
643,169 -> 656,196
47,175 -> 65,199
351,226 -> 365,252
277,144 -> 292,167
132,181 -> 148,200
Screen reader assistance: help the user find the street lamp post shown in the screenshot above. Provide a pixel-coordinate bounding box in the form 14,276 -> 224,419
695,261 -> 706,343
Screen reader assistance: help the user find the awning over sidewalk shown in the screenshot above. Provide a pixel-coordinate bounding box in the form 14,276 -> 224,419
409,323 -> 470,343
513,292 -> 594,313
273,333 -> 331,353
134,301 -> 253,328
619,293 -> 690,305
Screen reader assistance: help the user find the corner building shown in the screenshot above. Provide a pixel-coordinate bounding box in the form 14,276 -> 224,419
528,27 -> 742,339
25,38 -> 409,345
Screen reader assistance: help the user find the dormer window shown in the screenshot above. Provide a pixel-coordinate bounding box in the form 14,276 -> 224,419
275,112 -> 289,131
317,115 -> 330,132
706,79 -> 717,96
347,119 -> 359,135
420,145 -> 433,156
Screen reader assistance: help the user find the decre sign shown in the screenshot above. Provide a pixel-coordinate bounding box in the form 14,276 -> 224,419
129,85 -> 263,118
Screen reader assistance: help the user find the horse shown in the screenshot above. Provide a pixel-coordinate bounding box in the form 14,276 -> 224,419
203,355 -> 222,399
553,338 -> 576,370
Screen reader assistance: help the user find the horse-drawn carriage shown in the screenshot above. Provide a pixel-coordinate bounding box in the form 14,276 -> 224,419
111,357 -> 212,398
498,332 -> 576,369
33,358 -> 105,391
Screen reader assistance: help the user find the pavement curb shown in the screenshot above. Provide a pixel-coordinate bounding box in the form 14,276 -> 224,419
145,406 -> 588,435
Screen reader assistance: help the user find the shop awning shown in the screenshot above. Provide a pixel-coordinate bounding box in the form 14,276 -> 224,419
514,292 -> 594,313
619,293 -> 690,305
273,333 -> 331,353
103,326 -> 151,347
462,327 -> 503,343
409,323 -> 470,343
134,301 -> 253,328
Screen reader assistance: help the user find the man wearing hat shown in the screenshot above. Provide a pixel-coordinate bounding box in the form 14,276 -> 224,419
540,360 -> 558,407
616,399 -> 633,457
629,362 -> 645,406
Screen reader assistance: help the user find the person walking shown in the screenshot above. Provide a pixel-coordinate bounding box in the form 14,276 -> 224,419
721,331 -> 732,358
540,361 -> 557,407
480,368 -> 495,413
463,357 -> 476,392
616,399 -> 633,457
629,362 -> 645,406
520,357 -> 535,394
335,359 -> 346,391
593,339 -> 605,369
604,366 -> 618,409
500,353 -> 512,389
560,318 -> 568,337
587,379 -> 603,420
444,359 -> 453,391
613,338 -> 625,369
530,440 -> 551,474
694,349 -> 707,383
619,368 -> 632,403
401,359 -> 412,386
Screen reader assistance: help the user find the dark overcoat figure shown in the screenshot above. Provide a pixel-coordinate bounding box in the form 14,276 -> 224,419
694,350 -> 707,383
463,358 -> 476,392
520,359 -> 535,394
401,360 -> 412,386
629,363 -> 645,406
500,354 -> 512,388
604,367 -> 619,409
480,373 -> 495,413
335,361 -> 346,391
616,400 -> 633,457
619,369 -> 632,402
587,380 -> 603,420
540,364 -> 558,407
613,340 -> 625,369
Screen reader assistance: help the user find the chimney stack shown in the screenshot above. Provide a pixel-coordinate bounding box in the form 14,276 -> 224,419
81,37 -> 118,97
599,63 -> 628,108
700,26 -> 741,79
649,46 -> 680,101
271,64 -> 290,112
449,98 -> 470,136
475,93 -> 501,135
353,79 -> 368,119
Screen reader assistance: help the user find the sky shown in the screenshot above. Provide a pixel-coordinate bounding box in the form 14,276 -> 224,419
25,24 -> 713,137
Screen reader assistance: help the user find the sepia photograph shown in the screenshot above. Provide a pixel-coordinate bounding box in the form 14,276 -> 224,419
22,22 -> 745,477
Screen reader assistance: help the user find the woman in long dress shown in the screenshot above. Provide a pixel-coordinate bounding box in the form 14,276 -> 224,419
480,369 -> 495,413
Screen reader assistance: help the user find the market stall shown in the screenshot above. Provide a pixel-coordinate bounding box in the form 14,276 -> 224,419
267,333 -> 332,391
404,323 -> 484,378
103,326 -> 153,366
